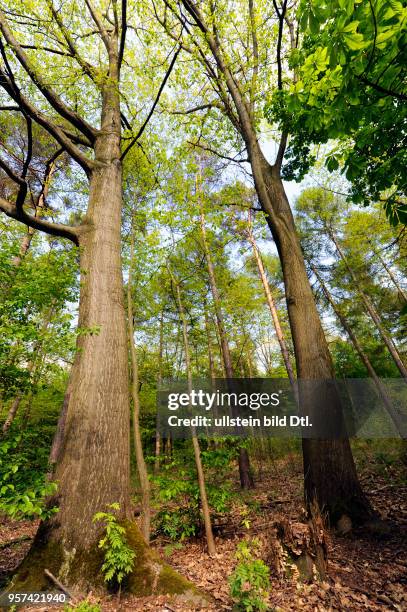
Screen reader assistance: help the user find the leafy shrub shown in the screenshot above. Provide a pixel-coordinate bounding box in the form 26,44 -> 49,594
93,503 -> 135,587
0,428 -> 58,519
229,539 -> 270,612
154,506 -> 200,541
152,449 -> 235,541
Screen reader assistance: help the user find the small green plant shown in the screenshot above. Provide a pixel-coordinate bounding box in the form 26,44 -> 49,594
154,506 -> 200,541
0,429 -> 59,520
93,503 -> 135,587
64,600 -> 101,612
229,539 -> 270,612
163,541 -> 183,558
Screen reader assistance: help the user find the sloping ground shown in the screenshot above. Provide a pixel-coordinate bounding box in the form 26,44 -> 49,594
1,451 -> 406,611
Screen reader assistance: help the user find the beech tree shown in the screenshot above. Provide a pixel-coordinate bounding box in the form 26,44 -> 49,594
154,0 -> 373,522
0,0 -> 204,597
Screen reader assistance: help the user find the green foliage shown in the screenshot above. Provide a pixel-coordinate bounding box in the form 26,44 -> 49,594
0,426 -> 58,520
267,0 -> 407,225
229,539 -> 270,612
92,503 -> 135,586
152,447 -> 235,541
154,506 -> 200,541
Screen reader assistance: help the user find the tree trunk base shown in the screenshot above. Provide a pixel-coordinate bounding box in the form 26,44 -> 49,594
8,521 -> 211,606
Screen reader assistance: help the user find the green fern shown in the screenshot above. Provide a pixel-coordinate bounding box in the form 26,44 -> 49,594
92,503 -> 135,586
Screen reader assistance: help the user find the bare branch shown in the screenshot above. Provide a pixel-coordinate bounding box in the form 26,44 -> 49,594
187,140 -> 249,164
20,44 -> 73,57
170,102 -> 223,114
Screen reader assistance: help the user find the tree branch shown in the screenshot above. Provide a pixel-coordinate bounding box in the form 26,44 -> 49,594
118,0 -> 127,70
0,10 -> 97,142
187,140 -> 249,164
46,0 -> 100,86
84,0 -> 110,50
0,68 -> 95,174
0,195 -> 79,245
170,101 -> 223,114
358,75 -> 406,101
121,44 -> 181,160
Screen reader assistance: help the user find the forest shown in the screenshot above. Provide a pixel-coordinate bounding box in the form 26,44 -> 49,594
0,0 -> 406,610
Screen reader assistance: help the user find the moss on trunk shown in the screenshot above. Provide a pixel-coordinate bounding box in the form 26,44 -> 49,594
7,521 -> 210,607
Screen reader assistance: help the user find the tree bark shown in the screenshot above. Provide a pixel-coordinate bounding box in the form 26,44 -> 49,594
330,230 -> 407,379
11,157 -> 57,267
128,229 -> 151,543
2,394 -> 23,434
199,198 -> 254,490
203,302 -> 216,384
170,269 -> 216,556
12,53 -> 203,601
312,264 -> 405,435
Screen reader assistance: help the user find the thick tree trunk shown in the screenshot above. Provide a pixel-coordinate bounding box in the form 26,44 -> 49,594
12,72 -> 205,603
330,231 -> 407,378
199,202 -> 254,490
246,144 -> 373,524
312,264 -> 405,435
171,274 -> 216,556
128,231 -> 151,543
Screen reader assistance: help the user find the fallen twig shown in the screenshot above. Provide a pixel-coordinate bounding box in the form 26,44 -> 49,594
44,569 -> 77,603
0,534 -> 32,550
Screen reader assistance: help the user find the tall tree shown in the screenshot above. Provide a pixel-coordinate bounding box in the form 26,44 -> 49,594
0,1 -> 202,596
155,0 -> 372,522
168,263 -> 216,556
198,173 -> 254,489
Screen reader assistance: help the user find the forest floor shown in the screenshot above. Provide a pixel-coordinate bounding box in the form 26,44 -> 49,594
0,447 -> 406,611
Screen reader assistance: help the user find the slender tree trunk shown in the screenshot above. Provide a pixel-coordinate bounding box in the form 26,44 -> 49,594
312,264 -> 405,434
368,239 -> 407,302
154,308 -> 164,475
199,199 -> 254,490
127,230 -> 151,543
170,270 -> 216,556
247,220 -> 298,402
2,394 -> 23,434
204,303 -> 216,384
14,57 -> 201,600
330,231 -> 407,378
